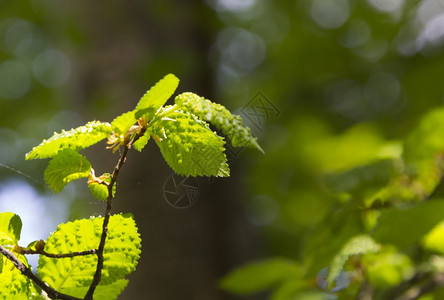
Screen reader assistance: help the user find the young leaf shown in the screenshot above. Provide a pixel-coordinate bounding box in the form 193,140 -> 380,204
150,110 -> 229,177
26,121 -> 112,160
38,214 -> 141,300
135,73 -> 180,120
44,149 -> 92,194
219,258 -> 303,295
88,182 -> 108,201
88,173 -> 115,201
175,92 -> 264,153
326,234 -> 380,288
0,212 -> 22,246
111,110 -> 137,136
132,130 -> 150,152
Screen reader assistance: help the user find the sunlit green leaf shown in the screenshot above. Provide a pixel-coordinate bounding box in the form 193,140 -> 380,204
0,253 -> 38,299
44,149 -> 91,193
0,212 -> 22,246
87,173 -> 115,201
132,130 -> 150,152
135,73 -> 179,120
37,214 -> 141,300
111,110 -> 137,136
151,110 -> 229,177
175,92 -> 263,153
26,121 -> 112,160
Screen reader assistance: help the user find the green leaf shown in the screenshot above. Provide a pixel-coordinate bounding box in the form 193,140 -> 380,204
88,182 -> 109,201
0,212 -> 22,245
0,254 -> 37,299
88,173 -> 115,201
44,149 -> 91,193
135,73 -> 180,120
175,92 -> 263,153
132,130 -> 150,152
327,234 -> 380,288
151,110 -> 229,177
325,159 -> 399,203
111,110 -> 137,136
219,258 -> 303,295
373,200 -> 444,248
26,121 -> 112,160
38,214 -> 141,300
88,182 -> 108,201
94,279 -> 128,300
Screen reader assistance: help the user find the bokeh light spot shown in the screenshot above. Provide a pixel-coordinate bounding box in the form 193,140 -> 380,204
311,0 -> 350,29
0,60 -> 30,99
367,0 -> 404,14
33,48 -> 71,87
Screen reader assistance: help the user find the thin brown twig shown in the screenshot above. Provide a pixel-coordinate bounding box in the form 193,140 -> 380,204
84,131 -> 140,300
0,245 -> 82,300
20,248 -> 97,258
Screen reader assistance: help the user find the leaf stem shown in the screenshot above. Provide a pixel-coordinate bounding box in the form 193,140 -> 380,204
0,245 -> 82,300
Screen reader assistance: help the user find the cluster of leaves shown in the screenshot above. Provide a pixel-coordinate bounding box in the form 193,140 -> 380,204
220,107 -> 444,299
0,74 -> 262,299
26,73 -> 261,192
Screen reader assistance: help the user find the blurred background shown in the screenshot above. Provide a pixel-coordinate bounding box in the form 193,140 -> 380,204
2,0 -> 444,299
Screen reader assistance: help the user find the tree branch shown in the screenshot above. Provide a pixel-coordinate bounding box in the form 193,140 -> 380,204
20,248 -> 97,258
84,137 -> 135,300
0,245 -> 82,300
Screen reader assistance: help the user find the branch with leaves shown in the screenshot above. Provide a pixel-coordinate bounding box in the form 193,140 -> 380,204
0,74 -> 262,299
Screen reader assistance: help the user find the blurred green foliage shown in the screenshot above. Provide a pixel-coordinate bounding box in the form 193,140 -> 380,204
218,0 -> 444,299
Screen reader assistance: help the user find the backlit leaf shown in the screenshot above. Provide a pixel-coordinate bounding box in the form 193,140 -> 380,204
38,214 -> 141,300
151,110 -> 229,177
135,74 -> 179,120
0,212 -> 22,246
44,149 -> 91,193
175,92 -> 263,153
26,121 -> 112,160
